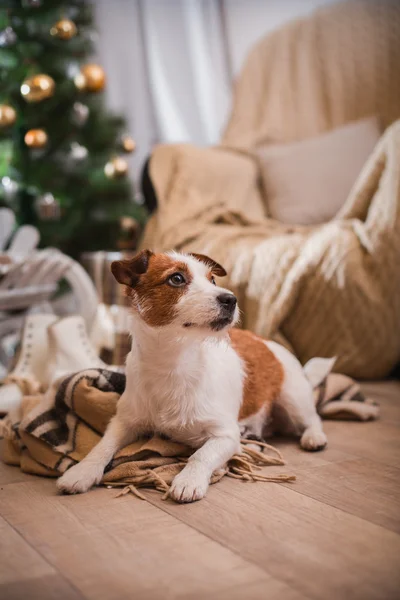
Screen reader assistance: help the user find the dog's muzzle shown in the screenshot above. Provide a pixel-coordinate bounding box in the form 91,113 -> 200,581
217,293 -> 237,315
209,293 -> 237,331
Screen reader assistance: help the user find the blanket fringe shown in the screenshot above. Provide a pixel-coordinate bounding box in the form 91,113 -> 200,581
115,484 -> 147,501
240,438 -> 286,464
109,439 -> 295,501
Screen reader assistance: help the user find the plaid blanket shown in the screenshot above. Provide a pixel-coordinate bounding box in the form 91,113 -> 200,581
0,369 -> 294,498
0,366 -> 378,498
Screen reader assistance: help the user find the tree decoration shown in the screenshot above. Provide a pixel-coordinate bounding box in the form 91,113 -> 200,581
120,135 -> 136,153
35,193 -> 61,221
88,30 -> 99,43
104,157 -> 128,179
0,105 -> 17,128
117,216 -> 139,250
21,74 -> 55,102
22,0 -> 42,6
72,102 -> 89,126
50,19 -> 77,40
24,129 -> 48,148
69,141 -> 88,162
67,62 -> 80,78
74,64 -> 105,92
1,176 -> 19,201
0,27 -> 17,48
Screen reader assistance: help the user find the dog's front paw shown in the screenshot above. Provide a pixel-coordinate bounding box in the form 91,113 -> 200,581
169,465 -> 209,503
300,428 -> 327,452
57,462 -> 104,495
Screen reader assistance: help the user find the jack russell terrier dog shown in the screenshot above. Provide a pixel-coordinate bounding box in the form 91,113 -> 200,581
57,250 -> 327,502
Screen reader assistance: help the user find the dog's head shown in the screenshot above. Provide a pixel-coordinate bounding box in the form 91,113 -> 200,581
111,250 -> 238,333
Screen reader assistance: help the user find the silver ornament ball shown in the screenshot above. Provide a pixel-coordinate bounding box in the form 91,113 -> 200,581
72,102 -> 89,126
67,62 -> 80,79
1,176 -> 19,201
69,142 -> 88,162
0,27 -> 17,47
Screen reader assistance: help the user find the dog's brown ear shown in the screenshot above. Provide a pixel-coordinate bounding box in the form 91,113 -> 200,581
111,249 -> 153,287
189,253 -> 227,277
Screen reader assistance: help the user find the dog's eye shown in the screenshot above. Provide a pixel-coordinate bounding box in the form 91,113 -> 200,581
168,272 -> 186,287
211,276 -> 216,285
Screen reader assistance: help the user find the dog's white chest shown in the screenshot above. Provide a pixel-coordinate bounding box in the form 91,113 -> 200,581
125,338 -> 244,446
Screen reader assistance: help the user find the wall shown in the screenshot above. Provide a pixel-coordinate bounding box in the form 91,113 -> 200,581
223,0 -> 339,76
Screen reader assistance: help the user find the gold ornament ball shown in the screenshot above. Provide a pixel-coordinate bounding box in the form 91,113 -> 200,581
118,216 -> 139,250
74,64 -> 106,92
24,128 -> 48,148
120,216 -> 138,232
104,157 -> 128,179
121,135 -> 136,153
50,19 -> 77,40
21,74 -> 55,102
0,104 -> 17,128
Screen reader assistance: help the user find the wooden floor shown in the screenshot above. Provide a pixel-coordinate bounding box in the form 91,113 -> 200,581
1,381 -> 399,600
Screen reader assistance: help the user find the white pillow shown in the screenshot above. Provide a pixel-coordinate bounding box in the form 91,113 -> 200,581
257,117 -> 381,225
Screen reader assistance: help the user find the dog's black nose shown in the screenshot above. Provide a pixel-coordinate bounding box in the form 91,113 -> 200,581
217,293 -> 237,310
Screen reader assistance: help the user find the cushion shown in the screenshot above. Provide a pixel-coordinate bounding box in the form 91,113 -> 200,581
256,117 -> 381,225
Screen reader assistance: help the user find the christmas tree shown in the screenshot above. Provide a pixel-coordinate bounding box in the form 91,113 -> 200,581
0,0 -> 146,257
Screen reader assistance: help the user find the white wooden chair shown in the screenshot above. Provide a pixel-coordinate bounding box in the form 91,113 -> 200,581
0,208 -> 98,370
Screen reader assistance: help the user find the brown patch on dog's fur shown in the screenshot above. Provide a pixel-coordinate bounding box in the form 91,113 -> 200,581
111,250 -> 153,288
229,329 -> 284,421
113,253 -> 192,327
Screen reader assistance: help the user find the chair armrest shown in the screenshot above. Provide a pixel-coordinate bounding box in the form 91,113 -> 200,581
145,143 -> 266,222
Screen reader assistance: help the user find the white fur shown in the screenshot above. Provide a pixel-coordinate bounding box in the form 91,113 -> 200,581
57,253 -> 327,501
266,342 -> 327,451
303,356 -> 337,388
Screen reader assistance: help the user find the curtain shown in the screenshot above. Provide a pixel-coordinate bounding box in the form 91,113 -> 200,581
140,0 -> 231,145
95,0 -> 158,182
94,0 -> 231,179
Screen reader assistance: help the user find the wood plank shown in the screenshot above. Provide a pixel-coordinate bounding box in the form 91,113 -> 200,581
144,478 -> 400,600
280,458 -> 400,533
0,514 -> 53,585
0,514 -> 82,599
297,381 -> 400,469
189,578 -> 308,600
0,575 -> 83,600
0,479 -> 306,600
0,457 -> 37,486
321,418 -> 400,468
269,436 -> 354,470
